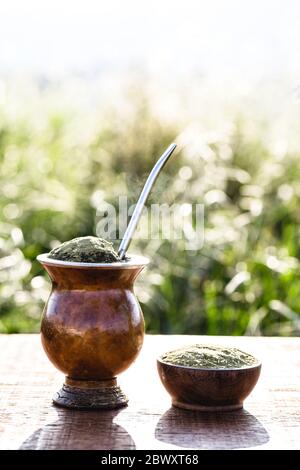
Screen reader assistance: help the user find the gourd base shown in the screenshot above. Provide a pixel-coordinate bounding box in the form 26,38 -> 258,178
53,377 -> 128,410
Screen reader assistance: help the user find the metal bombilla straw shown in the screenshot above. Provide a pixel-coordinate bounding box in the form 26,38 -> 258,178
118,143 -> 177,259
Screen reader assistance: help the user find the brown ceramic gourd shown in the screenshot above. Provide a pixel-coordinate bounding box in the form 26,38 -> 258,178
37,254 -> 148,410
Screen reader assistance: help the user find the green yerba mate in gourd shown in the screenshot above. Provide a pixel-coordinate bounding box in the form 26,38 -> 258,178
48,236 -> 121,263
161,344 -> 258,369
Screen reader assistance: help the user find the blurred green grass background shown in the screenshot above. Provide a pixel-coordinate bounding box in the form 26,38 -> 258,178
1,78 -> 300,336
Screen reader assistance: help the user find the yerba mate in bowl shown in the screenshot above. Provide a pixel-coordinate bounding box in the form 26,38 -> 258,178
48,236 -> 121,263
157,344 -> 261,411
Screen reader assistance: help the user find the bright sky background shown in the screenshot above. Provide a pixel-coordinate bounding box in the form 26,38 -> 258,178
0,0 -> 299,81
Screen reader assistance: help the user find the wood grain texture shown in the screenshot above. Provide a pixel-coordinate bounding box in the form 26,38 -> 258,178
0,335 -> 300,450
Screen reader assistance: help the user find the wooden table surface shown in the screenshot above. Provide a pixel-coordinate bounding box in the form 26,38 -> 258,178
0,334 -> 300,450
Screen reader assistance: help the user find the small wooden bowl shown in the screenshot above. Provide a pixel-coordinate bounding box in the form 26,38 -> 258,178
157,353 -> 261,412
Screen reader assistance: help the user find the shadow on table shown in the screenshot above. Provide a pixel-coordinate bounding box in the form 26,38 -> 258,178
155,407 -> 269,450
20,407 -> 135,450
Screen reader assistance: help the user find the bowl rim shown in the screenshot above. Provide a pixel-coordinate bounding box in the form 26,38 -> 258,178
37,253 -> 150,269
157,356 -> 262,372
